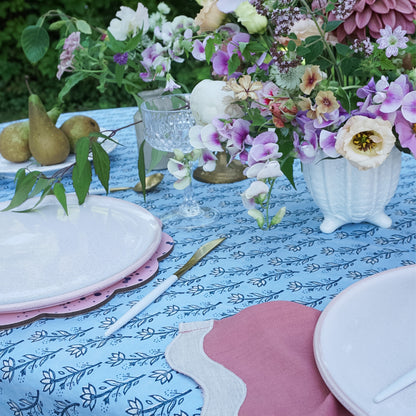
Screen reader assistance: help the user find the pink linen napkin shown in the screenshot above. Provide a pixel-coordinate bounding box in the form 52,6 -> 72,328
166,301 -> 351,416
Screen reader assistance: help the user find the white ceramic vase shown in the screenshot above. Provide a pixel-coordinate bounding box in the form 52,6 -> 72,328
302,147 -> 402,233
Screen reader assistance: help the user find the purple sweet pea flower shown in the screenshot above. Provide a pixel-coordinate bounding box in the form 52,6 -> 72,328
401,91 -> 416,123
319,130 -> 339,158
217,0 -> 245,13
357,78 -> 376,99
227,119 -> 251,159
113,52 -> 128,65
241,180 -> 269,210
192,39 -> 207,61
212,50 -> 230,77
394,112 -> 416,157
293,131 -> 318,163
200,124 -> 224,152
247,131 -> 282,166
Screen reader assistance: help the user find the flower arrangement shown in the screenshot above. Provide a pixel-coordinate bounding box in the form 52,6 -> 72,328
22,3 -> 198,106
175,0 -> 416,229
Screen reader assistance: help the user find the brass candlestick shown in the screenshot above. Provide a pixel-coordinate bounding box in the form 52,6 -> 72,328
193,151 -> 247,184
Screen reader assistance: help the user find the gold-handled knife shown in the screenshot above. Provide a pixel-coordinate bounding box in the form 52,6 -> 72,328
104,237 -> 226,337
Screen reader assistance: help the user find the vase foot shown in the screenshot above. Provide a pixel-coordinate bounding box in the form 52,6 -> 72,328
320,217 -> 347,234
366,211 -> 392,229
320,211 -> 392,233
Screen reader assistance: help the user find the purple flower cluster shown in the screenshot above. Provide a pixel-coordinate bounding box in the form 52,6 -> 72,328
113,52 -> 128,65
357,74 -> 416,157
295,106 -> 350,162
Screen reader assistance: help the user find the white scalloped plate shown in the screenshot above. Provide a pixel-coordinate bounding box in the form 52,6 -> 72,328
0,194 -> 162,312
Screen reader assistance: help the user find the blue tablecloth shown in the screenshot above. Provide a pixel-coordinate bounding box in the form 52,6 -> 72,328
0,107 -> 415,415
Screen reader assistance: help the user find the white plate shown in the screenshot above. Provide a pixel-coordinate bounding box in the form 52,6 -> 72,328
314,265 -> 416,416
0,194 -> 162,312
0,130 -> 117,177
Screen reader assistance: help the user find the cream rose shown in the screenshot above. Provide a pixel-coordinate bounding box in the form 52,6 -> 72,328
335,116 -> 396,170
235,1 -> 267,34
194,0 -> 225,32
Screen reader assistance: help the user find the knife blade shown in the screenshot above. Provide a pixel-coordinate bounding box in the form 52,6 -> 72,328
373,366 -> 416,403
104,237 -> 226,337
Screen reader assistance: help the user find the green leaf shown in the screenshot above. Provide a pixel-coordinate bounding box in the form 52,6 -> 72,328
91,141 -> 110,192
53,182 -> 68,214
124,30 -> 143,51
1,171 -> 39,211
323,20 -> 343,32
148,148 -> 167,172
106,30 -> 125,54
205,37 -> 215,63
72,137 -> 92,204
58,72 -> 89,101
336,43 -> 352,57
28,177 -> 53,198
138,140 -> 146,201
21,25 -> 50,64
115,63 -> 125,87
49,20 -> 67,31
75,19 -> 92,35
287,40 -> 297,52
228,53 -> 241,76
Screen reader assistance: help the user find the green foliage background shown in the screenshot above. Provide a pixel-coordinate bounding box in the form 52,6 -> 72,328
0,0 -> 205,123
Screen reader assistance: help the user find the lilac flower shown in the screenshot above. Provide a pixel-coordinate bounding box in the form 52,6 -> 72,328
377,25 -> 408,58
113,52 -> 128,65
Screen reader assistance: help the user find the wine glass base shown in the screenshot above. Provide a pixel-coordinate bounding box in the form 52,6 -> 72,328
160,206 -> 219,230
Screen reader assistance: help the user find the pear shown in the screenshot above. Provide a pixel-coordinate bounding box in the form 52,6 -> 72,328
0,107 -> 62,163
28,95 -> 69,166
60,115 -> 100,153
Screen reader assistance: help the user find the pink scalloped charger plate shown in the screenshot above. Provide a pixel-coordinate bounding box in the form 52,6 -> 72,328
0,194 -> 164,314
0,232 -> 173,328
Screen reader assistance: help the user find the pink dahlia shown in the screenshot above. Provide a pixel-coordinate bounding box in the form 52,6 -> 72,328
331,0 -> 416,41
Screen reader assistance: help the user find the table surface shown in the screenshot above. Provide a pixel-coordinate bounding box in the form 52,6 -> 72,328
0,107 -> 415,416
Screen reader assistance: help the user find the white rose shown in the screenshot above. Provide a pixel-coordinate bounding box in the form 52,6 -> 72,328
190,79 -> 242,125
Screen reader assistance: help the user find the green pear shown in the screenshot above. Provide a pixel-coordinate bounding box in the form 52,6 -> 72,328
0,107 -> 62,163
28,95 -> 69,166
60,115 -> 100,153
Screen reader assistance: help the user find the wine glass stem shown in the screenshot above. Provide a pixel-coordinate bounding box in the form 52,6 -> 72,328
178,180 -> 202,218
